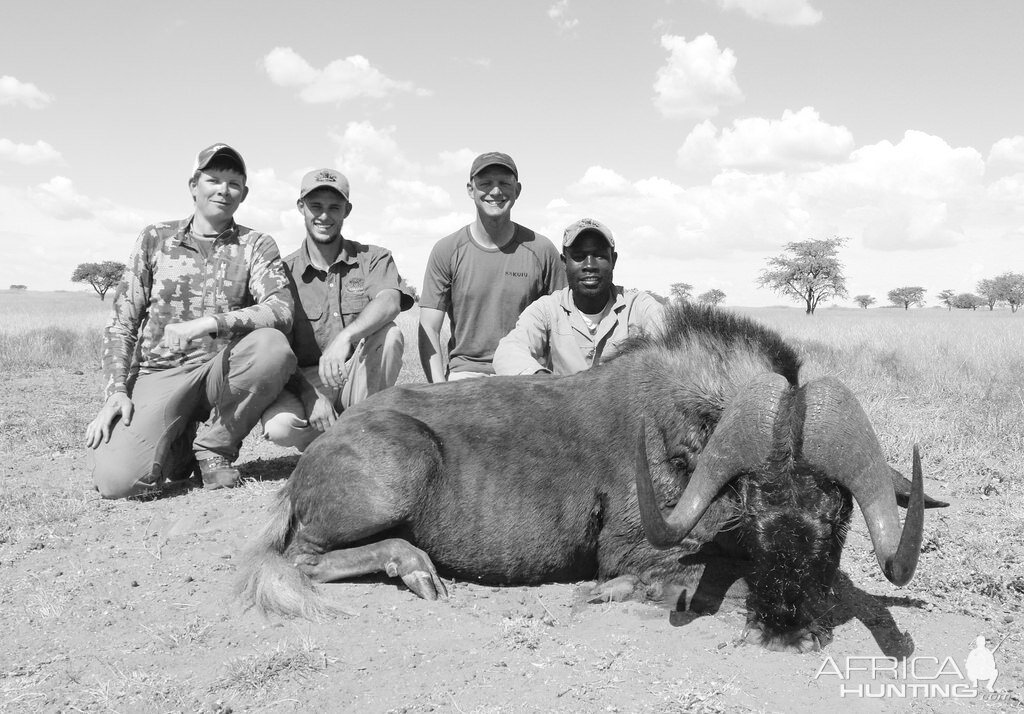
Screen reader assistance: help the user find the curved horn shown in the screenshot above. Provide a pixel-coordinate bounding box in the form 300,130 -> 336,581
800,377 -> 924,586
636,373 -> 789,549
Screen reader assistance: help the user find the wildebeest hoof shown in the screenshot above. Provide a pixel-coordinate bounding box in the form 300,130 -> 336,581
588,574 -> 640,603
400,569 -> 449,601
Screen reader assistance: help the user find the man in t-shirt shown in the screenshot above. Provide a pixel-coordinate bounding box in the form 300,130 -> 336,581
493,218 -> 664,376
418,152 -> 565,381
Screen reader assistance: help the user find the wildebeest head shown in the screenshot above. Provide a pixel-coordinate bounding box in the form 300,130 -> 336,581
635,373 -> 926,652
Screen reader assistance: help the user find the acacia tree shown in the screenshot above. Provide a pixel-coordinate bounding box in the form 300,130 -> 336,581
853,294 -> 875,309
696,288 -> 726,306
71,261 -> 126,300
936,289 -> 956,311
991,272 -> 1024,313
953,293 -> 984,310
757,237 -> 848,315
669,282 -> 693,304
9,284 -> 27,291
887,286 -> 926,310
976,278 -> 1001,310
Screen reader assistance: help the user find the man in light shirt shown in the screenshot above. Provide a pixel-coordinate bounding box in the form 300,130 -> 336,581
494,218 -> 664,376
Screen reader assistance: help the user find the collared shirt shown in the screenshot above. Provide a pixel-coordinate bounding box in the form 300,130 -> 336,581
285,238 -> 415,368
101,217 -> 293,398
493,286 -> 665,376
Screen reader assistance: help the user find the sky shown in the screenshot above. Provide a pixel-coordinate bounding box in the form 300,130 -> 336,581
1,0 -> 1023,307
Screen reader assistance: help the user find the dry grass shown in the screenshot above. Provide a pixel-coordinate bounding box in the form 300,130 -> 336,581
214,636 -> 334,698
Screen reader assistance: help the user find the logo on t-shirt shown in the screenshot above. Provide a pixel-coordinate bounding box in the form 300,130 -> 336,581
505,271 -> 529,278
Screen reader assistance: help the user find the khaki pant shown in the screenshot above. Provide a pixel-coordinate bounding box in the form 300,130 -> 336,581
91,328 -> 295,499
261,322 -> 404,451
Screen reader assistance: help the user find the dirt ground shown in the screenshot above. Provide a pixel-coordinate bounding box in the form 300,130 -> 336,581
1,367 -> 1021,713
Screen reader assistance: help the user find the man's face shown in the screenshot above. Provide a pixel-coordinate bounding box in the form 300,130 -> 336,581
298,188 -> 352,244
467,166 -> 521,219
190,168 -> 247,222
563,232 -> 617,303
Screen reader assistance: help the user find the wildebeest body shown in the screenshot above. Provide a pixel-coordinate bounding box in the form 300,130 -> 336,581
239,303 -> 939,651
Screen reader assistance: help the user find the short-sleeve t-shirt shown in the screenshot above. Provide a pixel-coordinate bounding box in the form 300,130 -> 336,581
420,224 -> 566,374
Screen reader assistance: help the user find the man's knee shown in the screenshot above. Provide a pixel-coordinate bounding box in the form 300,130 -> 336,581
262,412 -> 317,450
245,328 -> 296,370
93,459 -> 158,500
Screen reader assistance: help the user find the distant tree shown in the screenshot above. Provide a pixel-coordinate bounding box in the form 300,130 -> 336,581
936,289 -> 956,311
952,292 -> 984,310
991,271 -> 1024,313
696,288 -> 726,306
71,260 -> 126,301
757,237 -> 848,315
887,286 -> 926,310
853,294 -> 875,309
669,282 -> 693,304
976,278 -> 1001,310
9,284 -> 27,291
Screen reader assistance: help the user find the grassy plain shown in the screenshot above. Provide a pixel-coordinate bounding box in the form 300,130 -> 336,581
0,290 -> 1020,711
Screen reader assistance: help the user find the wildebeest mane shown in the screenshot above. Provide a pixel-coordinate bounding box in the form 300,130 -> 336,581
616,301 -> 802,386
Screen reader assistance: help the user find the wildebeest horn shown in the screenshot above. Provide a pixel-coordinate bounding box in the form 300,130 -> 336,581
800,377 -> 924,586
636,374 -> 789,549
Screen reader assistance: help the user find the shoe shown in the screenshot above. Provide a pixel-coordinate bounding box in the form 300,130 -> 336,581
195,455 -> 241,490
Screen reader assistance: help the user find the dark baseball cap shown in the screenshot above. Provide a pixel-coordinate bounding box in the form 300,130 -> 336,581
563,218 -> 615,249
469,151 -> 518,179
192,143 -> 246,177
299,168 -> 351,200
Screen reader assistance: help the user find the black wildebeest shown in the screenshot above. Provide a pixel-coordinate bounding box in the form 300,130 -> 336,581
237,303 -> 946,651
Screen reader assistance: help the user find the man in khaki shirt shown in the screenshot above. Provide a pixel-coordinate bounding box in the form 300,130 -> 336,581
493,218 -> 664,376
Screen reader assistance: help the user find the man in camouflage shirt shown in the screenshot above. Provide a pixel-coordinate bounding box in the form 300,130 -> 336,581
85,143 -> 295,498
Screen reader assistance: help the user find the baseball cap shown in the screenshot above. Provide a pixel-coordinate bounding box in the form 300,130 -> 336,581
469,151 -> 518,180
192,143 -> 246,177
299,168 -> 351,200
563,218 -> 615,249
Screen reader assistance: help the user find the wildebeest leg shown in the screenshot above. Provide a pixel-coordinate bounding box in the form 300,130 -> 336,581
587,575 -> 640,603
294,538 -> 448,600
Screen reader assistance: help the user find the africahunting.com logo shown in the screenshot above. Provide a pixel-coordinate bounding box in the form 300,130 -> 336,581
815,634 -> 1017,703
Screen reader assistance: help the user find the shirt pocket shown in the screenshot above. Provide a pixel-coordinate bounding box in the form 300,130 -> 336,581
341,288 -> 370,319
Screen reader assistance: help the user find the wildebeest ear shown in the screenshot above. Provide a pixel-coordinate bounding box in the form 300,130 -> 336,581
890,467 -> 949,509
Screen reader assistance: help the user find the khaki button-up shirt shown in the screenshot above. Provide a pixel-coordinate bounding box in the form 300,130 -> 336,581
285,239 -> 415,368
493,286 -> 665,376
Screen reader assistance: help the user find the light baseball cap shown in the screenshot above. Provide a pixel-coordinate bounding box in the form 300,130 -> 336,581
299,168 -> 351,200
192,143 -> 246,177
563,218 -> 615,249
469,151 -> 518,180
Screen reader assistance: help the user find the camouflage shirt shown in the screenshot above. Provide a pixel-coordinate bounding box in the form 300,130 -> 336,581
101,217 -> 294,398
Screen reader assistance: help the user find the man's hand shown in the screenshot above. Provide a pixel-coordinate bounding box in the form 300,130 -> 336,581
308,394 -> 340,433
162,317 -> 216,352
85,393 -> 134,449
319,332 -> 354,389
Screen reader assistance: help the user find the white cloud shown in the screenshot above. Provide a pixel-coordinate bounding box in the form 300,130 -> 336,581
329,121 -> 420,185
0,138 -> 62,164
27,176 -> 146,231
716,0 -> 822,26
987,136 -> 1024,171
432,148 -> 478,176
263,47 -> 430,104
0,75 -> 53,109
653,35 -> 743,119
548,0 -> 580,32
678,108 -> 854,174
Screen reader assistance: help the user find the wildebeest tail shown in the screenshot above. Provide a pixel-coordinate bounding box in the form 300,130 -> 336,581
234,485 -> 327,620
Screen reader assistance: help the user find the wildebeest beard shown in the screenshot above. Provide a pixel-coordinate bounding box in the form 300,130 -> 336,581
734,463 -> 854,652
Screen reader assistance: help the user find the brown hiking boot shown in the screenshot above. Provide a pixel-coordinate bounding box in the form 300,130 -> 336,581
195,455 -> 241,490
